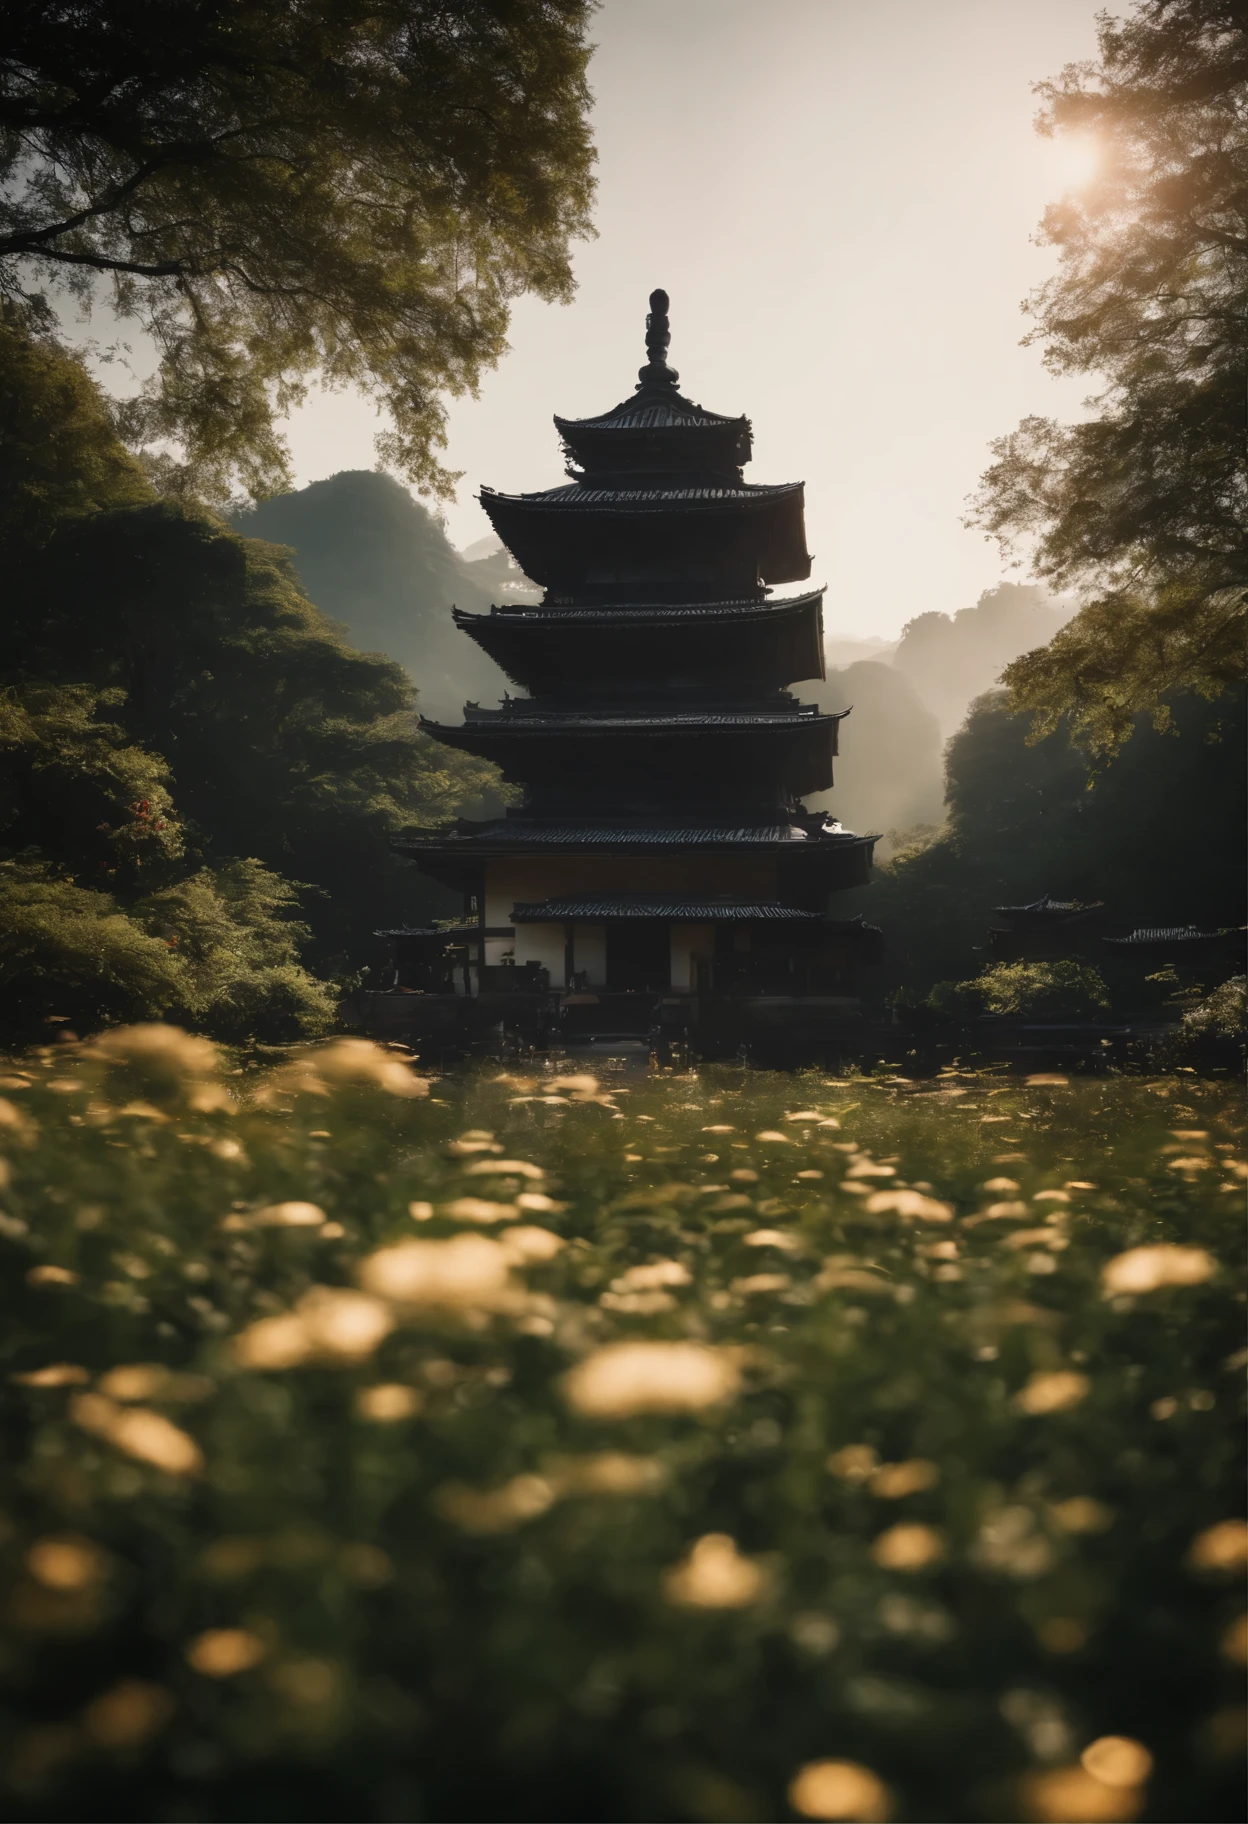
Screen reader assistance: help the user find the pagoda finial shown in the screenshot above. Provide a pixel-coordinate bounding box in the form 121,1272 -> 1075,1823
638,287 -> 679,387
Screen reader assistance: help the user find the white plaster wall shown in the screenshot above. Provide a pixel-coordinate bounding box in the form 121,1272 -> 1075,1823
670,923 -> 715,990
513,922 -> 564,982
571,923 -> 607,985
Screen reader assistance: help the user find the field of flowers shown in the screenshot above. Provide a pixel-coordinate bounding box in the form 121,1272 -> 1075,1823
0,1028 -> 1243,1822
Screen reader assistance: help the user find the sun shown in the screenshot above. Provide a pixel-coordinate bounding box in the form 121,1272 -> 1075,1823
1049,132 -> 1102,191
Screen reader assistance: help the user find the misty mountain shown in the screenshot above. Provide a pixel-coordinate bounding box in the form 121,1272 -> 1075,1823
892,581 -> 1073,738
806,660 -> 945,855
232,471 -> 534,721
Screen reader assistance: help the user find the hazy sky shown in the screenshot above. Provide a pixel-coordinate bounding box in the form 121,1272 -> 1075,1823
106,0 -> 1109,641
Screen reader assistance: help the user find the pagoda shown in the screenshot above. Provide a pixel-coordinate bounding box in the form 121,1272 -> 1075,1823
385,291 -> 880,1055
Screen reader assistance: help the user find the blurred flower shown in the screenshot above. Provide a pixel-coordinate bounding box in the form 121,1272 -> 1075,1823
730,1273 -> 791,1296
844,1157 -> 896,1180
26,1265 -> 78,1288
1025,1075 -> 1069,1087
1081,1738 -> 1152,1787
1015,1372 -> 1090,1414
11,1363 -> 87,1387
1033,1189 -> 1071,1204
96,1364 -> 168,1401
789,1612 -> 841,1656
982,1177 -> 1021,1192
463,1158 -> 545,1179
609,1260 -> 691,1292
26,1536 -> 110,1591
1037,1617 -> 1090,1654
269,1657 -> 344,1709
550,1074 -> 599,1098
516,1191 -> 568,1213
186,1628 -> 266,1676
1001,1227 -> 1068,1252
355,1383 -> 423,1422
82,1680 -> 173,1749
871,1460 -> 939,1499
311,1039 -> 428,1097
498,1226 -> 565,1263
550,1452 -> 664,1496
862,1189 -> 953,1222
252,1201 -> 326,1228
871,1524 -> 945,1571
744,1229 -> 803,1250
756,1129 -> 791,1144
433,1474 -> 555,1534
1019,1765 -> 1141,1821
232,1312 -> 313,1370
0,1096 -> 38,1142
663,1533 -> 764,1608
1221,1614 -> 1248,1665
1049,1497 -> 1113,1533
71,1393 -> 203,1475
982,1201 -> 1031,1219
447,1130 -> 502,1154
338,1543 -> 394,1587
90,1023 -> 218,1084
973,1506 -> 1056,1578
561,1341 -> 740,1418
788,1758 -> 891,1821
1101,1245 -> 1216,1295
408,1201 -> 434,1220
827,1444 -> 879,1482
1189,1519 -> 1248,1573
440,1197 -> 519,1224
785,1110 -> 824,1122
357,1235 -> 512,1307
299,1287 -> 394,1360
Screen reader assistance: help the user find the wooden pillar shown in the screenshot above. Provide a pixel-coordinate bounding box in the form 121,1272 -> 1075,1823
563,921 -> 575,989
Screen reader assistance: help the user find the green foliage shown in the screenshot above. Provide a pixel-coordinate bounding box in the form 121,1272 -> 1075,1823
0,683 -> 184,887
844,686 -> 1246,998
0,1041 -> 1241,1820
0,327 -> 504,977
971,0 -> 1248,749
929,961 -> 1112,1021
0,309 -> 151,550
0,0 -> 596,503
0,862 -> 185,1042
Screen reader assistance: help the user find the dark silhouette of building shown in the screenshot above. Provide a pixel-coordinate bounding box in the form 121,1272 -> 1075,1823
367,292 -> 881,1054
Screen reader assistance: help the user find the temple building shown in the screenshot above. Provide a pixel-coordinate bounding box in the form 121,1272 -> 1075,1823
375,291 -> 880,1054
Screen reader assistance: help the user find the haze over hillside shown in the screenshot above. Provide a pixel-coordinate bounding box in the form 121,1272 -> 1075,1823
235,472 -> 1073,843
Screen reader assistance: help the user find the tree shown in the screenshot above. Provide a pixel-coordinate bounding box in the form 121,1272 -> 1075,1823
972,0 -> 1248,750
0,321 -> 504,975
0,0 -> 595,502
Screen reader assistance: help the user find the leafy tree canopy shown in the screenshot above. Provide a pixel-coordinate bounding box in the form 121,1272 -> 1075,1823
0,0 -> 596,503
972,0 -> 1248,749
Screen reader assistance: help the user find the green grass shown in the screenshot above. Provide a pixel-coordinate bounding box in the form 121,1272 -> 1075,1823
0,1031 -> 1243,1823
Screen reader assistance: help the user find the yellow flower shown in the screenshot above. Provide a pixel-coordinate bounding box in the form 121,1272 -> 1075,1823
71,1393 -> 203,1475
1101,1245 -> 1216,1295
827,1444 -> 879,1483
1019,1765 -> 1142,1821
663,1534 -> 764,1608
561,1341 -> 740,1418
251,1201 -> 326,1228
1189,1519 -> 1248,1573
432,1474 -> 555,1534
871,1523 -> 945,1570
10,1363 -> 88,1387
1015,1371 -> 1090,1415
185,1628 -> 266,1677
440,1197 -> 520,1224
83,1680 -> 174,1748
1081,1738 -> 1153,1787
26,1536 -> 110,1591
862,1189 -> 954,1222
357,1235 -> 512,1307
354,1384 -> 423,1422
788,1759 -> 891,1821
498,1226 -> 565,1264
871,1460 -> 939,1499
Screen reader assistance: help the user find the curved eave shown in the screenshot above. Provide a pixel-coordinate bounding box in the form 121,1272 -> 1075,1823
393,828 -> 877,860
480,482 -> 811,589
451,590 -> 827,691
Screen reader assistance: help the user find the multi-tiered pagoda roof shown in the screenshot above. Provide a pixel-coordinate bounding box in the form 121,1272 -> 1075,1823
397,291 -> 878,1018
